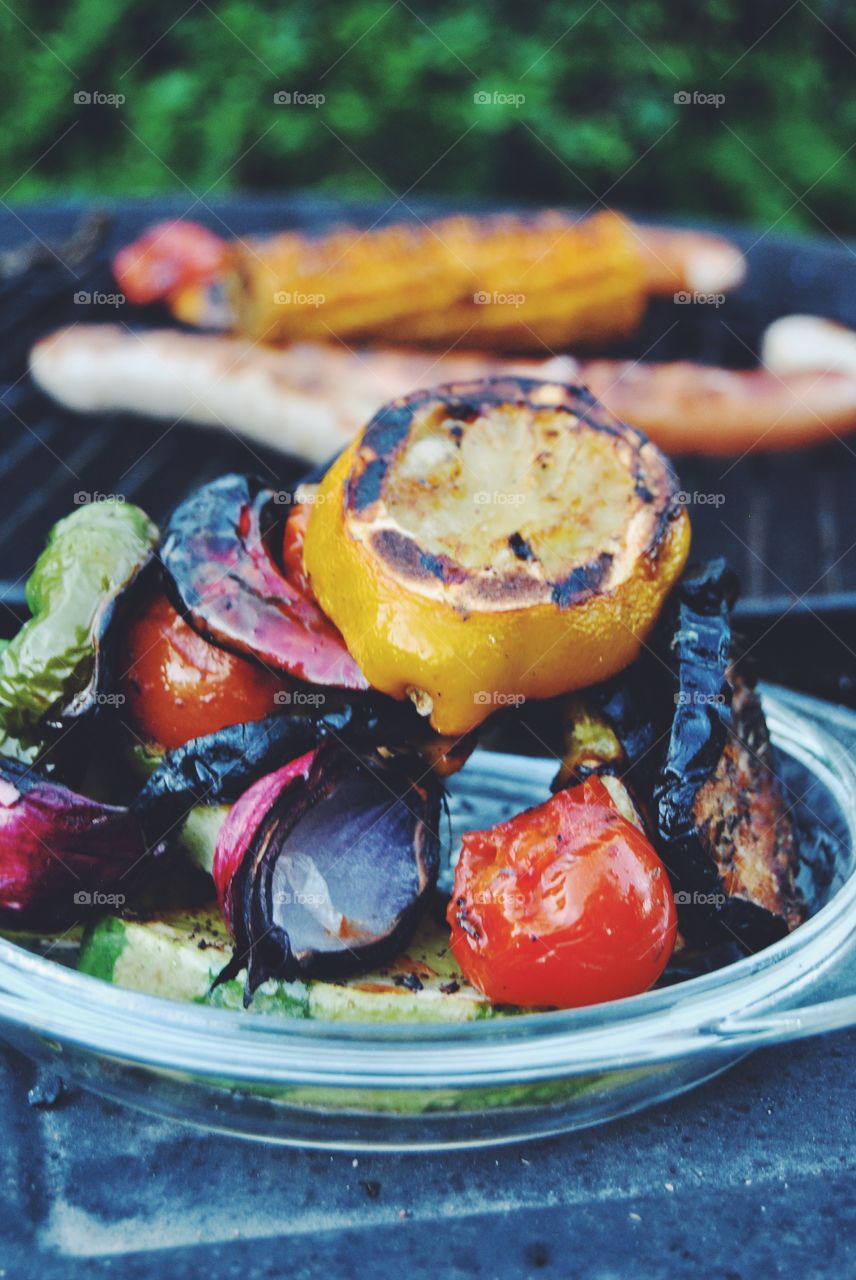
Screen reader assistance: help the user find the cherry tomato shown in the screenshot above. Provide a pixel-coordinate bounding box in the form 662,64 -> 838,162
119,592 -> 289,750
282,501 -> 313,597
447,777 -> 676,1008
113,221 -> 228,305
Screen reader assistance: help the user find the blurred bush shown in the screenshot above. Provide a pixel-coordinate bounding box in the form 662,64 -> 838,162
2,0 -> 855,232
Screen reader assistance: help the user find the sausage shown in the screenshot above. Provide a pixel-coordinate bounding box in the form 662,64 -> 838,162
31,325 -> 856,462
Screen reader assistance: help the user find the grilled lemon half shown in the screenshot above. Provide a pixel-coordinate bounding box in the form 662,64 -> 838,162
304,377 -> 691,735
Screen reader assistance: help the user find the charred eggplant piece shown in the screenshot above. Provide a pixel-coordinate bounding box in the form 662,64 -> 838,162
0,756 -> 156,927
133,692 -> 445,844
212,742 -> 442,1002
554,560 -> 804,951
655,559 -> 803,950
161,474 -> 366,689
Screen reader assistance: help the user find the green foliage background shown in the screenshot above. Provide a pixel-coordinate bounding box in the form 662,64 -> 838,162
2,0 -> 855,231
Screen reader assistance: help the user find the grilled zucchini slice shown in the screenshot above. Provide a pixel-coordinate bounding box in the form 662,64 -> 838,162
78,903 -> 501,1023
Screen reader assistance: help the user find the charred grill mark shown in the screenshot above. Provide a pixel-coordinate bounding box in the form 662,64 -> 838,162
551,552 -> 614,609
471,572 -> 545,603
418,550 -> 450,581
348,403 -> 418,512
347,377 -> 680,599
362,403 -> 414,456
394,971 -> 424,991
442,401 -> 481,423
349,458 -> 388,513
508,531 -> 534,561
369,529 -> 467,585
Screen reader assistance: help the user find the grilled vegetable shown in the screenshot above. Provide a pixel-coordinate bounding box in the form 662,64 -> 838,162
79,902 -> 500,1022
211,742 -> 442,1003
0,500 -> 158,765
555,561 -> 804,950
553,661 -> 669,794
160,473 -> 366,689
655,560 -> 803,949
0,756 -> 152,927
108,213 -> 746,343
133,679 -> 458,846
305,377 -> 691,735
281,500 -> 314,595
113,220 -> 229,306
447,774 -> 676,1008
119,590 -> 290,750
225,210 -> 648,350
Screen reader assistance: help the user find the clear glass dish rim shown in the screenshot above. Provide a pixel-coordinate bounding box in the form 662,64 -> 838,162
0,686 -> 854,1090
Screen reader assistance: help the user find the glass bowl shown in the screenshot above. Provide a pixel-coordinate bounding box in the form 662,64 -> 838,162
0,684 -> 854,1151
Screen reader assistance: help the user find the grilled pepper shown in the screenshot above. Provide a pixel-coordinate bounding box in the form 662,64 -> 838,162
304,377 -> 691,736
0,500 -> 158,763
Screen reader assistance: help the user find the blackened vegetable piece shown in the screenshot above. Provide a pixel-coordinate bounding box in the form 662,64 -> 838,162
552,662 -> 669,795
133,693 -> 437,846
654,559 -> 803,950
553,560 -> 803,952
160,474 -> 366,689
212,742 -> 442,1002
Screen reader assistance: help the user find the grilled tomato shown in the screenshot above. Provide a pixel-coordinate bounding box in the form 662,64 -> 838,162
447,775 -> 677,1008
113,220 -> 228,306
120,592 -> 289,750
304,377 -> 691,735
